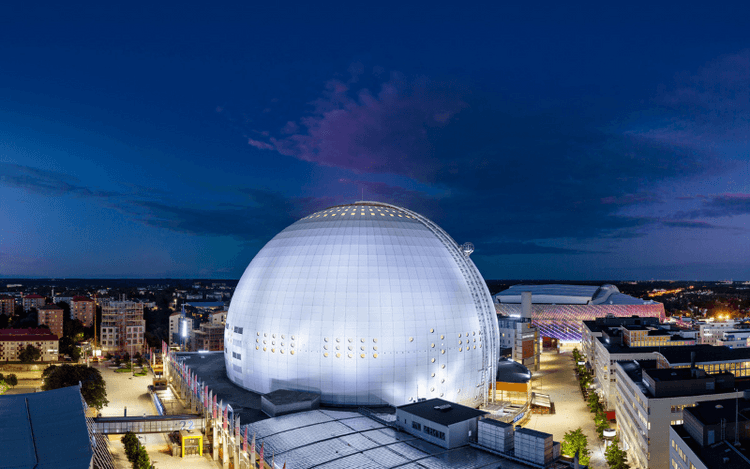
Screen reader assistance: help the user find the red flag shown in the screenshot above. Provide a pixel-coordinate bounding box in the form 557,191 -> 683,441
243,426 -> 248,452
212,394 -> 217,419
259,442 -> 264,466
223,405 -> 228,430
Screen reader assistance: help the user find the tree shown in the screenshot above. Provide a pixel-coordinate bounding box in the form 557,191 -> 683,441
562,428 -> 591,466
42,364 -> 109,410
6,374 -> 17,388
595,408 -> 610,437
133,444 -> 152,469
121,432 -> 139,463
18,344 -> 42,363
588,392 -> 601,412
605,437 -> 631,469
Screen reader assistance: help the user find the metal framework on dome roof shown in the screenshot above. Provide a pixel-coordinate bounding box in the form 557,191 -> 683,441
335,201 -> 500,406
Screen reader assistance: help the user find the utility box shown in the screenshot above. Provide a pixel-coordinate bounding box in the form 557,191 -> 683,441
179,430 -> 203,457
514,427 -> 554,466
477,418 -> 514,453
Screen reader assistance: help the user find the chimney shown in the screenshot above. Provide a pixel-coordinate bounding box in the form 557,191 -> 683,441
522,292 -> 532,321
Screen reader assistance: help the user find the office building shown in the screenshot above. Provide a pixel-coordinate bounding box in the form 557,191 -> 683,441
191,322 -> 224,351
669,398 -> 750,469
497,291 -> 540,371
615,359 -> 744,469
582,315 -> 660,369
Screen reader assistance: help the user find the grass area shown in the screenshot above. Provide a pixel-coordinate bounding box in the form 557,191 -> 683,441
114,367 -> 132,373
134,370 -> 148,377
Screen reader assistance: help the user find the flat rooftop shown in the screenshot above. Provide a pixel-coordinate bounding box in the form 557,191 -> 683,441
243,408 -> 520,469
672,425 -> 750,469
397,398 -> 488,427
176,352 -> 267,424
658,345 -> 750,365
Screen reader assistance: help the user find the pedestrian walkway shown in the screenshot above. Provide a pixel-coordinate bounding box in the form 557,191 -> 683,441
523,351 -> 607,469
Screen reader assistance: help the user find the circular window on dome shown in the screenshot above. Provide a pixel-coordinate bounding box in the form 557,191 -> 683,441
430,329 -> 434,333
373,338 -> 378,343
431,358 -> 436,363
440,335 -> 444,340
336,353 -> 341,358
324,352 -> 329,357
360,354 -> 365,358
373,353 -> 378,358
281,334 -> 285,339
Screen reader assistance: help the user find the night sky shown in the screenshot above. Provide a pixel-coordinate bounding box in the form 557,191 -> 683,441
1,2 -> 749,280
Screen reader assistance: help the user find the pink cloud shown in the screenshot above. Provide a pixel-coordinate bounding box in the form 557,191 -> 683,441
248,72 -> 468,180
247,138 -> 274,150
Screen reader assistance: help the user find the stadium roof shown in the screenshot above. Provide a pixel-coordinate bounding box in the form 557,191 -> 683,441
242,408 -> 517,469
494,284 -> 656,306
0,385 -> 92,469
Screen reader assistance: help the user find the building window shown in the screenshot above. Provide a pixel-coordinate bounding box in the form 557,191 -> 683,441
424,426 -> 445,440
412,421 -> 421,431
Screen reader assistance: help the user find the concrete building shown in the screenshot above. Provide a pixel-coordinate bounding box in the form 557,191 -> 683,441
210,310 -> 227,325
169,311 -> 181,346
0,328 -> 59,361
0,295 -> 15,316
494,284 -> 664,346
614,359 -> 745,469
622,325 -> 695,348
37,304 -> 64,339
396,398 -> 488,449
716,329 -> 750,348
669,398 -> 750,469
99,300 -> 145,354
697,321 -> 738,345
582,315 -> 660,370
657,345 -> 750,377
497,291 -> 540,371
191,322 -> 224,351
71,296 -> 95,327
22,293 -> 46,312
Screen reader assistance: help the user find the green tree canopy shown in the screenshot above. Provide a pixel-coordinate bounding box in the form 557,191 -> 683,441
562,428 -> 591,466
19,344 -> 42,363
605,437 -> 631,469
6,374 -> 18,388
42,364 -> 109,410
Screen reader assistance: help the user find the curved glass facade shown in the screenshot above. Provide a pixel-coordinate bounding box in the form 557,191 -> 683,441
225,202 -> 498,407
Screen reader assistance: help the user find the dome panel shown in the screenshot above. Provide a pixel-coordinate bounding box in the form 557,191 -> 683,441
225,202 -> 498,407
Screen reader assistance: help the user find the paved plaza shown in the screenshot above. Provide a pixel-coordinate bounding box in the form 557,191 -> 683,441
523,351 -> 607,469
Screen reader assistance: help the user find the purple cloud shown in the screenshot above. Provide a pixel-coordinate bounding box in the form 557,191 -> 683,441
249,74 -> 467,179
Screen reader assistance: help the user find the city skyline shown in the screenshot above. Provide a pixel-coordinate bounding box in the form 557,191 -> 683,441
1,2 -> 749,280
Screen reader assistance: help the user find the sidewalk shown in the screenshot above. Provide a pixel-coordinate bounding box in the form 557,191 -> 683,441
522,351 -> 607,469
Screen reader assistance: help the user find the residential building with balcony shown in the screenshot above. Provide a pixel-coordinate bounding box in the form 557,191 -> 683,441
99,300 -> 145,354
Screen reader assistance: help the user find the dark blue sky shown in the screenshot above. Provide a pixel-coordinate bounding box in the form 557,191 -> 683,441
1,2 -> 749,280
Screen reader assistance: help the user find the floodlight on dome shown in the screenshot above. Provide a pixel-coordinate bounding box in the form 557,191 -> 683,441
461,242 -> 474,256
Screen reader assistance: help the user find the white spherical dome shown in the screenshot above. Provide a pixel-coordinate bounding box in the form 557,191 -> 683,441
225,202 -> 498,407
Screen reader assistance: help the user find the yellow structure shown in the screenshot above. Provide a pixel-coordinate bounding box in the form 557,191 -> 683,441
179,430 -> 203,457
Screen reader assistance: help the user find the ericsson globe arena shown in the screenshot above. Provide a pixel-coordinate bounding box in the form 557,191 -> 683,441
225,202 -> 499,407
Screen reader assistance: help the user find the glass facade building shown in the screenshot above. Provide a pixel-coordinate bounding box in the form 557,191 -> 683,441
225,202 -> 498,407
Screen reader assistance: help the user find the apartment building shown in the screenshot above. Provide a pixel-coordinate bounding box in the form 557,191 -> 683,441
22,294 -> 46,312
71,296 -> 96,327
0,328 -> 59,361
37,304 -> 64,338
99,300 -> 145,354
614,359 -> 744,469
669,398 -> 750,469
0,295 -> 15,316
191,322 -> 224,351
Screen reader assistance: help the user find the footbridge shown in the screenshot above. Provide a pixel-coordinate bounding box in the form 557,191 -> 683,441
92,414 -> 204,434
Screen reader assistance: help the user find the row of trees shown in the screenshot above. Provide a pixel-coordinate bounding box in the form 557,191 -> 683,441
121,432 -> 154,469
